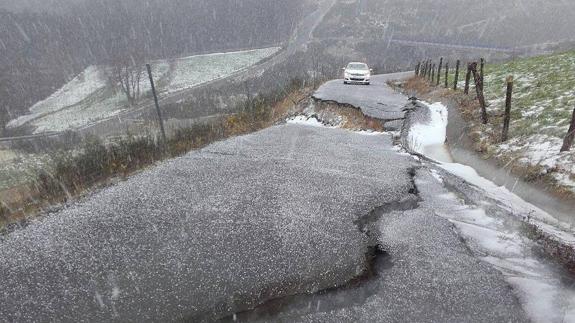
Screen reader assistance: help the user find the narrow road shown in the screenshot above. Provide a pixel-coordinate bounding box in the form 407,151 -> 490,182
0,119 -> 417,321
0,74 -> 529,322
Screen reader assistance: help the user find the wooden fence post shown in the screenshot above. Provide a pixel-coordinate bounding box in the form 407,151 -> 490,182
480,58 -> 485,84
561,108 -> 575,152
464,63 -> 472,94
431,64 -> 436,83
422,61 -> 428,77
502,76 -> 514,142
454,60 -> 460,90
469,62 -> 488,124
444,62 -> 449,88
421,61 -> 425,76
437,57 -> 443,86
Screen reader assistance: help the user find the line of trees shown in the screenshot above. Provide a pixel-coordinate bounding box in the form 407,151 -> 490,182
0,0 -> 306,132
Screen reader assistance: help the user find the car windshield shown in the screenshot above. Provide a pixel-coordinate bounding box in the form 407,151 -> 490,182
347,63 -> 368,70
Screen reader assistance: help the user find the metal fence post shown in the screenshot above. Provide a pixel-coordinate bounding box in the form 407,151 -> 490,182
146,64 -> 167,147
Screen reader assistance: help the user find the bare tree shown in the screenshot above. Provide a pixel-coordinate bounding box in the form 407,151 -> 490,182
107,59 -> 144,105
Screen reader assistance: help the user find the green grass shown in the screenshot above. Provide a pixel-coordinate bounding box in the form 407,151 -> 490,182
439,51 -> 575,194
481,50 -> 575,139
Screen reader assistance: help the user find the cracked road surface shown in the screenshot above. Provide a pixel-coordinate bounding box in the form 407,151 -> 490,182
233,169 -> 527,323
0,75 -> 527,322
0,125 -> 417,322
313,73 -> 413,123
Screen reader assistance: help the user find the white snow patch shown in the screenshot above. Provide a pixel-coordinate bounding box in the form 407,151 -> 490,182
286,115 -> 328,128
354,130 -> 386,136
405,102 -> 448,155
432,187 -> 575,323
404,101 -> 575,242
166,47 -> 280,94
7,66 -> 107,129
430,169 -> 444,183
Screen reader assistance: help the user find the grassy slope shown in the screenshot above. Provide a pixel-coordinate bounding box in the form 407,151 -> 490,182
439,51 -> 575,195
484,51 -> 575,139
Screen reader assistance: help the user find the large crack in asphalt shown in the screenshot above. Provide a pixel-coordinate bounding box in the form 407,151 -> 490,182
310,97 -> 405,130
218,169 -> 422,322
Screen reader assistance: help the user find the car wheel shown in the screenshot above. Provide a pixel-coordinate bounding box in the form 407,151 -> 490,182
343,81 -> 348,85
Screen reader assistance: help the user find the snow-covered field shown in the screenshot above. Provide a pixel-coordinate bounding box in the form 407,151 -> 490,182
166,47 -> 280,93
7,47 -> 281,134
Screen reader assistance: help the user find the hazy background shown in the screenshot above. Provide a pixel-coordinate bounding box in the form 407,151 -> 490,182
2,0 -> 575,136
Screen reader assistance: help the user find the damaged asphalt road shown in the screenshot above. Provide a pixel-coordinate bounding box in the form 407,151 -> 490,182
0,73 -> 528,322
312,73 -> 413,128
232,169 -> 527,323
0,125 -> 417,322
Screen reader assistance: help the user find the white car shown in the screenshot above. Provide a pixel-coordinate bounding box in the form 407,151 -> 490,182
343,62 -> 372,85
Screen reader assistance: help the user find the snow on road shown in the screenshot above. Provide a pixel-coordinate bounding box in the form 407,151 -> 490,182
312,76 -> 575,322
403,99 -> 575,323
229,78 -> 530,322
0,121 -> 419,322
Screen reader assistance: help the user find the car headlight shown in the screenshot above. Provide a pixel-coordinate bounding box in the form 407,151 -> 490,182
344,72 -> 350,78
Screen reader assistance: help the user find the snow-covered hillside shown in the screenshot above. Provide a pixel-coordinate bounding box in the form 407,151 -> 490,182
7,47 -> 280,134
